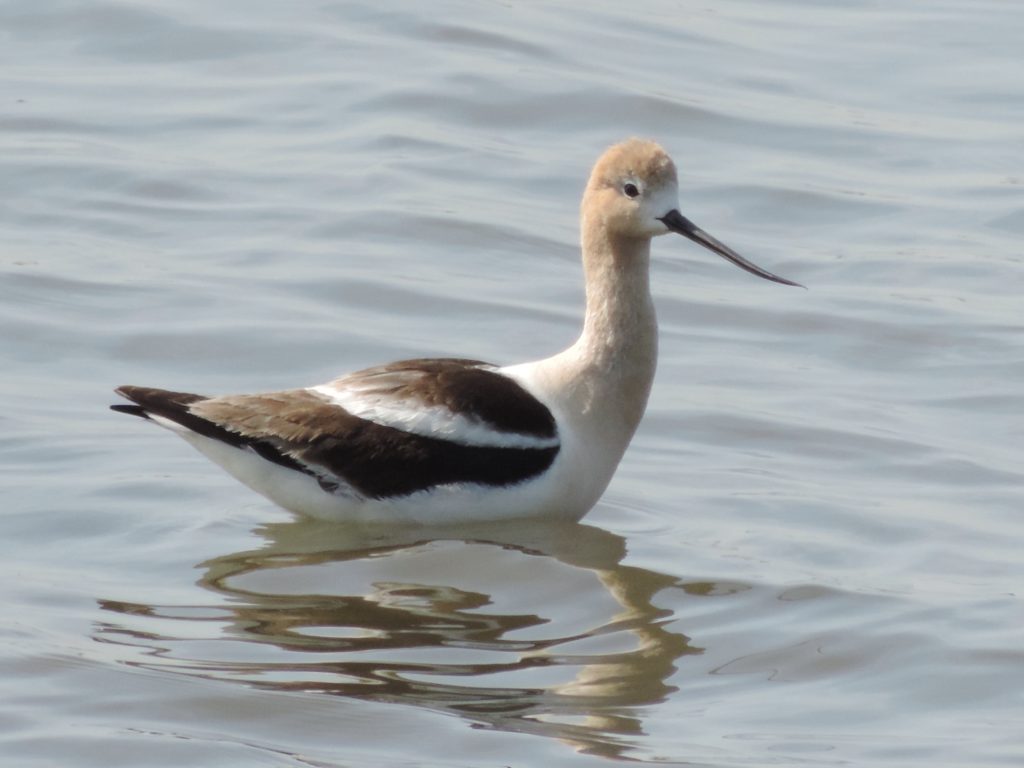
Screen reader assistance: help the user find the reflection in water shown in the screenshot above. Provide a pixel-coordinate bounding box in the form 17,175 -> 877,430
97,518 -> 714,758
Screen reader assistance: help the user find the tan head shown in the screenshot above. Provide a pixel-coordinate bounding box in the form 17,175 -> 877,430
584,138 -> 802,287
584,138 -> 680,239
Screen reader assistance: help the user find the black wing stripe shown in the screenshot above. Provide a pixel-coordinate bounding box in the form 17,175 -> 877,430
300,427 -> 558,499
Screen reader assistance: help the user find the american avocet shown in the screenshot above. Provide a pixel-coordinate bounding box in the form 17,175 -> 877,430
113,139 -> 800,523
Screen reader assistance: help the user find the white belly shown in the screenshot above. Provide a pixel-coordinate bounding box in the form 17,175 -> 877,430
180,430 -> 597,524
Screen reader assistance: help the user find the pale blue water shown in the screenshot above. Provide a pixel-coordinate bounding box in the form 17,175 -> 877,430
2,1 -> 1022,765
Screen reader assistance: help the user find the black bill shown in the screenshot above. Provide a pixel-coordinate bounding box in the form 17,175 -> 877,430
658,209 -> 803,288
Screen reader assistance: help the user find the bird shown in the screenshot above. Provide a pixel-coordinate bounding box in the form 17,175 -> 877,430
113,138 -> 801,524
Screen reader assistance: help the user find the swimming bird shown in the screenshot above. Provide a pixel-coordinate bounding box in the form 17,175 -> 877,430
113,139 -> 800,523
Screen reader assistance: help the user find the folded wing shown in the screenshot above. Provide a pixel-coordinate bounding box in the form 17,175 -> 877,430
114,358 -> 560,500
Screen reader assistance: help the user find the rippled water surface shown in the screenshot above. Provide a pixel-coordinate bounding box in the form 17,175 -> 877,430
2,1 -> 1022,765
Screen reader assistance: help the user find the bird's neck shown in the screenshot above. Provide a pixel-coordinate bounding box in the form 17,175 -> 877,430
578,225 -> 657,367
555,222 -> 659,437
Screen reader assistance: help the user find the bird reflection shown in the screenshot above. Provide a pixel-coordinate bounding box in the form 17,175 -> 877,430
97,517 -> 709,758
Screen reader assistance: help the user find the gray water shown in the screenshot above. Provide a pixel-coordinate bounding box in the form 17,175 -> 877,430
2,1 -> 1022,765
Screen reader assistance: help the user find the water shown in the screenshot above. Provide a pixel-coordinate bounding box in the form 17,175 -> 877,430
2,0 -> 1022,765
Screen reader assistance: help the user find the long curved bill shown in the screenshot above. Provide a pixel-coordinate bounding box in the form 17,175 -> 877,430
659,209 -> 803,288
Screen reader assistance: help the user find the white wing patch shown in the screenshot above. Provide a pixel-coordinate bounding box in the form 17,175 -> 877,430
308,383 -> 559,450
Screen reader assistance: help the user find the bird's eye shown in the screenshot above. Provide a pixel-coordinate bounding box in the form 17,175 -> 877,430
623,182 -> 640,198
